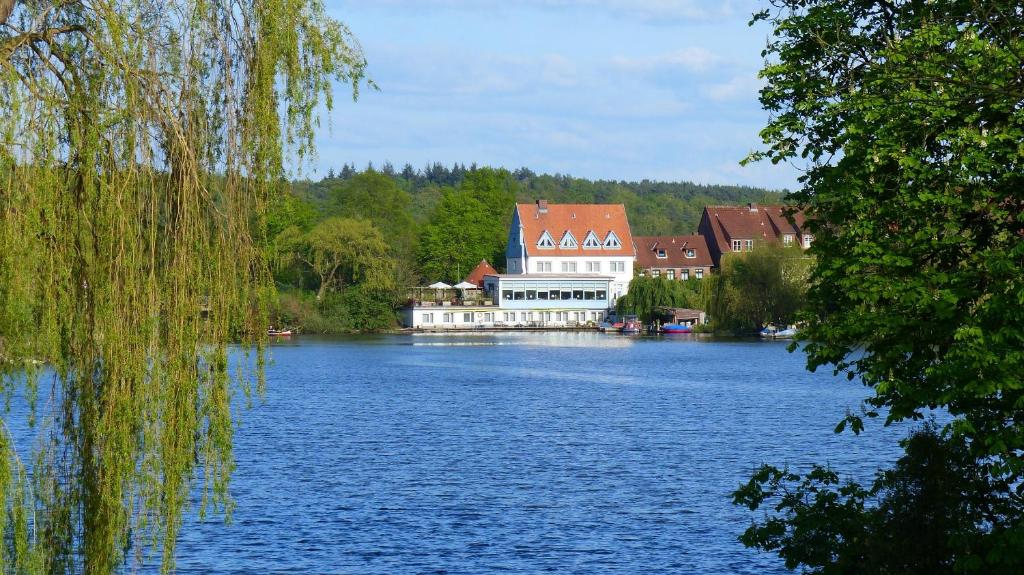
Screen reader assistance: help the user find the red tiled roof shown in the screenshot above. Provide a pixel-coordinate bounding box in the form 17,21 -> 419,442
634,235 -> 714,269
517,203 -> 635,257
703,204 -> 807,253
464,259 -> 498,287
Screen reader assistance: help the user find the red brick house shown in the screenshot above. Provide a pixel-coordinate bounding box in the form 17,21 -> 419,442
697,204 -> 812,267
633,235 -> 714,281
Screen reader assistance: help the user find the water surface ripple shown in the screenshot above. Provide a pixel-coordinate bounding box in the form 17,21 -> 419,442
161,332 -> 905,574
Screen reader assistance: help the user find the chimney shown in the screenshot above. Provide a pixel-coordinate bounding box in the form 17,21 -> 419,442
536,199 -> 549,214
748,203 -> 758,213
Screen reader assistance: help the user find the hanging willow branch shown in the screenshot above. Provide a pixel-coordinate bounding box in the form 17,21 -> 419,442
0,1 -> 367,573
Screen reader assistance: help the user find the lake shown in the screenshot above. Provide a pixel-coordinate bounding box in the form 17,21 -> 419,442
153,332 -> 905,574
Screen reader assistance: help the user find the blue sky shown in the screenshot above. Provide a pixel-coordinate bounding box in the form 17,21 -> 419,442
316,0 -> 799,190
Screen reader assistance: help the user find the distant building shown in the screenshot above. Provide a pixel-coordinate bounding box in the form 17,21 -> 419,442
463,259 -> 498,288
698,204 -> 812,267
633,235 -> 713,281
504,200 -> 635,302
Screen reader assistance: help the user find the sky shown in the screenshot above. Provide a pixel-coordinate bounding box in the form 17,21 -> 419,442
315,0 -> 799,190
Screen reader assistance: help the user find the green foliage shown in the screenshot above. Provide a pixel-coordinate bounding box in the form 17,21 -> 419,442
615,276 -> 702,323
282,217 -> 393,301
707,244 -> 809,333
417,168 -> 517,283
744,0 -> 1024,568
733,424 -> 1024,574
0,1 -> 367,572
273,287 -> 397,333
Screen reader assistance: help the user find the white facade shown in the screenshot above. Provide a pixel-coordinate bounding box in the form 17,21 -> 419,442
506,255 -> 632,302
402,306 -> 499,329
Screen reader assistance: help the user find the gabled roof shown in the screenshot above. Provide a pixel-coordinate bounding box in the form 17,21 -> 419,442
517,202 -> 635,257
703,204 -> 808,254
634,235 -> 714,269
463,259 -> 499,287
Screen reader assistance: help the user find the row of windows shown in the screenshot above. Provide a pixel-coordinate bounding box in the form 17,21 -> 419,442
533,260 -> 627,273
502,289 -> 607,301
537,230 -> 622,250
656,248 -> 697,259
646,268 -> 705,280
734,235 -> 814,251
420,311 -> 604,324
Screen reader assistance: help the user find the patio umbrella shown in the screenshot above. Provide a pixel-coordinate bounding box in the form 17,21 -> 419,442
427,281 -> 452,289
453,281 -> 477,289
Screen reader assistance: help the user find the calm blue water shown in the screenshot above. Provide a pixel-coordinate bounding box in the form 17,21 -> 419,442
165,332 -> 905,574
3,332 -> 910,573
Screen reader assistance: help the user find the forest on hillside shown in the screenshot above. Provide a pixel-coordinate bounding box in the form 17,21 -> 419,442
271,163 -> 787,331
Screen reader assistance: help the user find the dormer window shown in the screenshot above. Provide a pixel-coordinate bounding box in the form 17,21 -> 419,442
603,231 -> 621,249
783,234 -> 794,247
559,231 -> 578,249
685,249 -> 696,258
803,234 -> 813,248
537,231 -> 555,249
656,249 -> 667,259
582,231 -> 602,249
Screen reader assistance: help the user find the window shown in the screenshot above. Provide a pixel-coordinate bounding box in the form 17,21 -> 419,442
560,290 -> 572,300
549,289 -> 560,300
652,269 -> 661,278
504,312 -> 515,322
604,231 -> 621,249
526,290 -> 536,300
537,231 -> 555,249
502,290 -> 513,300
573,290 -> 584,300
561,261 -> 577,273
685,249 -> 696,258
596,290 -> 607,300
732,239 -> 743,251
695,268 -> 704,279
422,313 -> 434,324
584,291 -> 595,300
483,313 -> 493,322
463,312 -> 472,322
783,234 -> 794,247
514,291 -> 525,300
656,249 -> 667,259
537,290 -> 549,300
667,269 -> 675,280
521,312 -> 528,322
681,269 -> 690,281
610,261 -> 625,273
536,261 -> 552,272
803,234 -> 813,248
744,239 -> 754,250
443,313 -> 453,323
559,231 -> 578,249
586,261 -> 601,273
582,231 -> 602,249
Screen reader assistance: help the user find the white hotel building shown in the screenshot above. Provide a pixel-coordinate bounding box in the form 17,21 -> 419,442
403,200 -> 637,329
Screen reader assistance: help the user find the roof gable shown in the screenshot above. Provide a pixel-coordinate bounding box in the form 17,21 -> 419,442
516,202 -> 635,257
634,235 -> 714,268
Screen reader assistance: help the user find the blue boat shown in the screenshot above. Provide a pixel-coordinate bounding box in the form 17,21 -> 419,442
661,323 -> 692,334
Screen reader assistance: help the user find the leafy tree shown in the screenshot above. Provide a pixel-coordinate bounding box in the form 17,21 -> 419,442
739,0 -> 1024,570
734,423 -> 1023,574
616,276 -> 701,323
283,217 -> 393,301
0,2 -> 367,571
417,168 -> 517,282
708,244 -> 808,332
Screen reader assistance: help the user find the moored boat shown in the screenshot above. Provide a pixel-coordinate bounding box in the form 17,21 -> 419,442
760,325 -> 797,339
268,328 -> 294,336
661,323 -> 692,334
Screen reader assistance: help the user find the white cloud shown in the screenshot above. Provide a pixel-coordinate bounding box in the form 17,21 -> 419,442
611,47 -> 718,74
701,74 -> 763,102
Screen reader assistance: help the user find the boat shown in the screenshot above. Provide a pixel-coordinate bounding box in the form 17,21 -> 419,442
268,328 -> 294,336
620,316 -> 641,334
760,325 -> 797,339
661,323 -> 692,334
598,321 -> 625,332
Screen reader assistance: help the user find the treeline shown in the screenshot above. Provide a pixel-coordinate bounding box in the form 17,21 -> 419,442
271,164 -> 786,332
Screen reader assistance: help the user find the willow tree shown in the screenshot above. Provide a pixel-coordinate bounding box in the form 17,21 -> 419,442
0,1 -> 367,572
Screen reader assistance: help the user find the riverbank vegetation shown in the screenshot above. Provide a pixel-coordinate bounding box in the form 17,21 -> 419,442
737,1 -> 1024,571
269,165 -> 786,332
